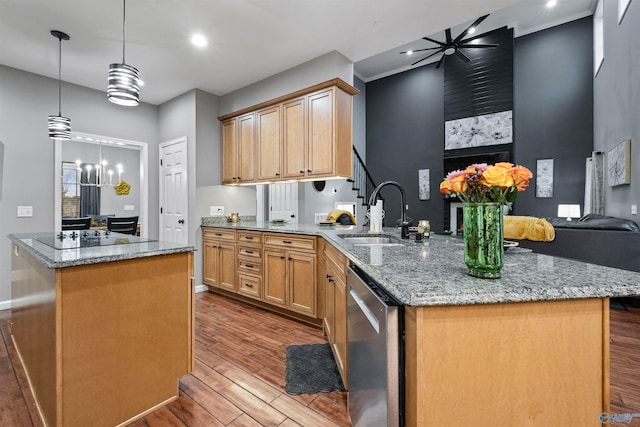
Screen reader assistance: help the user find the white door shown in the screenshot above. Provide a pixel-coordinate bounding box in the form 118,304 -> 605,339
269,182 -> 298,223
159,137 -> 188,244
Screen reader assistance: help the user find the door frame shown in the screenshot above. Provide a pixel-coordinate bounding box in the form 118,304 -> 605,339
54,132 -> 149,236
158,137 -> 188,244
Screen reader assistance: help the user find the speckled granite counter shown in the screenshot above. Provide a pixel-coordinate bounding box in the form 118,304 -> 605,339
8,232 -> 195,268
201,219 -> 640,306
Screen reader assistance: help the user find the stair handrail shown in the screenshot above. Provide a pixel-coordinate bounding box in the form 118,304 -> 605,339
351,146 -> 383,208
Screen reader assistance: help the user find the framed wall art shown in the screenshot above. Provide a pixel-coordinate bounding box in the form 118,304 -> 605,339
536,158 -> 554,198
607,139 -> 631,186
418,169 -> 430,200
444,110 -> 512,150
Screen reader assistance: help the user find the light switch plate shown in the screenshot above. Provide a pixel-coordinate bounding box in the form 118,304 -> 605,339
210,206 -> 224,216
17,206 -> 33,217
632,205 -> 637,215
124,205 -> 135,211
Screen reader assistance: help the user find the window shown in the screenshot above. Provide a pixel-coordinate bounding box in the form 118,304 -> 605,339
594,0 -> 605,76
62,162 -> 80,218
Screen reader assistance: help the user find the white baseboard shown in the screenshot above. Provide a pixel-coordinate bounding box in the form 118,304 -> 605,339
0,299 -> 11,311
194,284 -> 208,293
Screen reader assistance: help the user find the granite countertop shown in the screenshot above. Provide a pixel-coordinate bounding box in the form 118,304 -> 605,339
202,218 -> 640,306
8,232 -> 195,268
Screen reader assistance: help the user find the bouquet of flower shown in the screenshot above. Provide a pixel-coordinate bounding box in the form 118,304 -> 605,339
439,162 -> 533,204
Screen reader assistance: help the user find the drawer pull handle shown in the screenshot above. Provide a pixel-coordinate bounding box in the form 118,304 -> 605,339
245,264 -> 254,268
246,237 -> 253,240
245,283 -> 253,288
215,233 -> 222,236
245,250 -> 254,254
283,240 -> 292,244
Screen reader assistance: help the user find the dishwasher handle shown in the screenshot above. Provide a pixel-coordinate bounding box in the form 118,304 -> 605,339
349,286 -> 380,334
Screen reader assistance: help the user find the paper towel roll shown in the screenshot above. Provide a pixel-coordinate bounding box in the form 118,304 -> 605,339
369,201 -> 384,233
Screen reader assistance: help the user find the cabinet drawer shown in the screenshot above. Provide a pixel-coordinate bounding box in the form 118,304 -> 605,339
264,233 -> 316,252
238,231 -> 263,244
237,273 -> 261,300
238,258 -> 262,274
238,246 -> 262,259
324,242 -> 347,276
203,228 -> 236,242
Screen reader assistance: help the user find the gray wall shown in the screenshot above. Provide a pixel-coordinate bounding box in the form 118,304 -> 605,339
514,17 -> 594,217
0,64 -> 159,307
366,64 -> 445,230
62,141 -> 141,218
594,0 -> 640,220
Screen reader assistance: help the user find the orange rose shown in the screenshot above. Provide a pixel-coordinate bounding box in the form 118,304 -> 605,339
439,180 -> 451,195
481,165 -> 514,188
449,174 -> 468,193
512,165 -> 533,191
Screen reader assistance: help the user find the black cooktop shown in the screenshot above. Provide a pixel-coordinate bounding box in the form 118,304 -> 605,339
33,230 -> 157,250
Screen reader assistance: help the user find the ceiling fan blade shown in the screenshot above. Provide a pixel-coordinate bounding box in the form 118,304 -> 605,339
411,50 -> 443,66
454,49 -> 471,63
459,43 -> 499,49
454,14 -> 490,44
445,28 -> 453,44
422,36 -> 445,46
435,54 -> 446,69
399,47 -> 441,54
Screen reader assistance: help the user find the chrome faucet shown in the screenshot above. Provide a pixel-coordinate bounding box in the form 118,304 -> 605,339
369,180 -> 410,239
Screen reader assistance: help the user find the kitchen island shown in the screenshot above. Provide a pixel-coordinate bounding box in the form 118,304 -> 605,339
8,232 -> 195,427
202,219 -> 640,426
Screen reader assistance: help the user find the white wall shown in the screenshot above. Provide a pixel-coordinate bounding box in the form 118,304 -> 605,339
0,65 -> 159,308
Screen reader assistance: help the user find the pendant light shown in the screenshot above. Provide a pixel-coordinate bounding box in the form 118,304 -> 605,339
107,0 -> 140,106
48,30 -> 71,140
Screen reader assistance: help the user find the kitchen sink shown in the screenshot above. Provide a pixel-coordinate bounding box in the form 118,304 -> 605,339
338,233 -> 406,246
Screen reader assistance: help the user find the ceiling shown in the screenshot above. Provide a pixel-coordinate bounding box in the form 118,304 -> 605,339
0,0 -> 594,106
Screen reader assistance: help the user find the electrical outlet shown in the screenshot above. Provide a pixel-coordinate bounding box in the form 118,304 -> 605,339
124,205 -> 135,211
17,206 -> 33,217
210,206 -> 224,216
632,205 -> 637,215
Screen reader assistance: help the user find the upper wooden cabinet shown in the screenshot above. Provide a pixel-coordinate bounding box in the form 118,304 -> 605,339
222,112 -> 256,184
219,78 -> 358,185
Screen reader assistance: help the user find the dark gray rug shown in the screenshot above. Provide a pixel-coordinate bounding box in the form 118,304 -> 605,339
285,343 -> 345,395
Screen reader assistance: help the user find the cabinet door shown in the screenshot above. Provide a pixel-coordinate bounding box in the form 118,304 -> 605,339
202,241 -> 218,286
263,249 -> 287,307
307,89 -> 334,177
334,276 -> 348,386
217,242 -> 237,292
324,264 -> 336,342
237,113 -> 256,183
288,251 -> 316,317
256,105 -> 282,181
221,118 -> 237,183
282,97 -> 306,179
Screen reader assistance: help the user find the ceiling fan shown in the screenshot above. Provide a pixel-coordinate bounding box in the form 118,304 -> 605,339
401,14 -> 499,69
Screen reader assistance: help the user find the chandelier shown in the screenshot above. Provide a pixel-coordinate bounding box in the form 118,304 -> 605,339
77,142 -> 124,187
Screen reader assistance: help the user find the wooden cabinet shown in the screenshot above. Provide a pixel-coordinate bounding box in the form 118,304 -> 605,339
222,112 -> 256,184
323,242 -> 349,386
236,231 -> 263,301
263,233 -> 317,317
219,79 -> 357,185
257,105 -> 282,181
203,228 -> 237,292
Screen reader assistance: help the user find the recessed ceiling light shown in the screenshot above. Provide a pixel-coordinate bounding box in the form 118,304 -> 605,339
468,27 -> 476,34
191,34 -> 208,48
407,50 -> 413,55
546,0 -> 557,8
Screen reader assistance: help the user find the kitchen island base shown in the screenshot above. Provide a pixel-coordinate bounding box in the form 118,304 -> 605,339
11,246 -> 194,427
405,298 -> 609,427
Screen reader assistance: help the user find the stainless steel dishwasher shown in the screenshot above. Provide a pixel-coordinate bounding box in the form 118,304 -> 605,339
347,265 -> 403,427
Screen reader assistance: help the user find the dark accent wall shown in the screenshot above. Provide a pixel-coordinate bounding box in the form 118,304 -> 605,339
445,27 -> 514,120
366,17 -> 593,230
513,17 -> 593,217
366,65 -> 444,229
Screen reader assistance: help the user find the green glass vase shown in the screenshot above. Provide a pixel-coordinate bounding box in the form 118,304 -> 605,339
462,202 -> 504,279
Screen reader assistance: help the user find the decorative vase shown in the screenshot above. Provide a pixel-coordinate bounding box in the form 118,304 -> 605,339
462,202 -> 504,279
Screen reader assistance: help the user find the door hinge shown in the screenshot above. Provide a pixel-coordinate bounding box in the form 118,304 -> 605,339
160,158 -> 163,166
160,207 -> 163,214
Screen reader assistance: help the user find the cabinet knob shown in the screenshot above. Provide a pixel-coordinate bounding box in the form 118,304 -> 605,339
275,172 -> 280,177
300,170 -> 305,174
280,256 -> 286,259
307,169 -> 312,173
238,176 -> 241,180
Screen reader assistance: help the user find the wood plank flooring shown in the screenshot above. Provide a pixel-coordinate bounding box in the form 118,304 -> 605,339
1,294 -> 639,426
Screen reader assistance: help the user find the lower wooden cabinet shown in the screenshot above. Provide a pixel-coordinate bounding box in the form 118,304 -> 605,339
203,231 -> 237,293
323,242 -> 349,387
264,248 -> 317,317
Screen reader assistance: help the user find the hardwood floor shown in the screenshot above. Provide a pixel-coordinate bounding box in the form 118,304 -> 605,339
1,294 -> 639,426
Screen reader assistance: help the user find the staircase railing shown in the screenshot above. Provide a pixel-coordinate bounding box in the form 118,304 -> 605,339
348,147 -> 381,207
